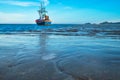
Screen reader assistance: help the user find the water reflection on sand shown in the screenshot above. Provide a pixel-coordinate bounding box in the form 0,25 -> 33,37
0,33 -> 120,80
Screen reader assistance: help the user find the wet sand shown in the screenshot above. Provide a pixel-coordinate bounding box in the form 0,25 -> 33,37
0,33 -> 120,80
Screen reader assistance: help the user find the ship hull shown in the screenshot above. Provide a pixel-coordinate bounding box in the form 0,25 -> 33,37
36,19 -> 51,26
36,21 -> 51,26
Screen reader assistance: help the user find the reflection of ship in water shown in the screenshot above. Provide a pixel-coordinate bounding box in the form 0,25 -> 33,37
39,33 -> 56,60
39,33 -> 48,54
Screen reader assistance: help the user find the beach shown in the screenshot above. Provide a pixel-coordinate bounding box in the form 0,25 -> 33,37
0,24 -> 120,80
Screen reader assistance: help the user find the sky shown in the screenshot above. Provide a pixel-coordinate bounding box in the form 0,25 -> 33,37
0,0 -> 120,24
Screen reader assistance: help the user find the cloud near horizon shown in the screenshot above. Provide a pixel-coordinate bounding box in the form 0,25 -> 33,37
0,12 -> 36,24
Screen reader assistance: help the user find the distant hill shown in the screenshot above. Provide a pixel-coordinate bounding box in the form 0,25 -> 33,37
100,22 -> 120,24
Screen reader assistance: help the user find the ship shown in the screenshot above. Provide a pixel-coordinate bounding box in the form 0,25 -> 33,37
35,2 -> 51,25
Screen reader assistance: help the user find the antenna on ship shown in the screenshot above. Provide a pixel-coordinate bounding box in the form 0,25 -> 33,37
38,1 -> 47,20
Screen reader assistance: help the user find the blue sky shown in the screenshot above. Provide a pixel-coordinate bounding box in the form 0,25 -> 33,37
0,0 -> 120,24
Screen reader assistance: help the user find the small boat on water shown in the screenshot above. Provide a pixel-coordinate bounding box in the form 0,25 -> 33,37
35,2 -> 51,25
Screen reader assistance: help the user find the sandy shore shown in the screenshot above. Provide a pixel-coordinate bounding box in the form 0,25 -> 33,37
0,33 -> 120,80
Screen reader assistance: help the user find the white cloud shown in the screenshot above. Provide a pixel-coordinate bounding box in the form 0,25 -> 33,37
0,1 -> 39,7
64,6 -> 72,10
41,0 -> 49,6
0,0 -> 50,7
0,12 -> 36,24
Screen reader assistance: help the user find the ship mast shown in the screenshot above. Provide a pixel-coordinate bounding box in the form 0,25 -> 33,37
38,1 -> 47,20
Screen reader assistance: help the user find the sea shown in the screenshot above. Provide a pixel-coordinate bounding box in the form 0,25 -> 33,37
0,24 -> 120,80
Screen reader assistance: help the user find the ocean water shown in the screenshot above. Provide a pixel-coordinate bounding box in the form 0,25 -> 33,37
0,24 -> 120,39
0,24 -> 120,80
